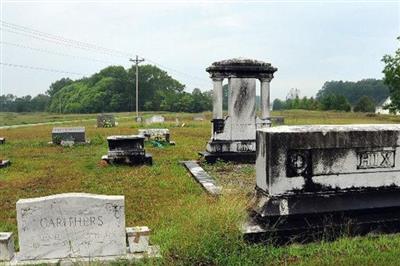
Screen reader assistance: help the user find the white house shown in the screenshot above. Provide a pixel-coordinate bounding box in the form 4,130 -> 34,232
375,96 -> 397,115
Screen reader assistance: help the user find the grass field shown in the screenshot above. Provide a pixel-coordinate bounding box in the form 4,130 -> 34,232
1,110 -> 400,265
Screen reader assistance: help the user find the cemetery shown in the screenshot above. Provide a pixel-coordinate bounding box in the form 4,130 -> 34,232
3,110 -> 400,264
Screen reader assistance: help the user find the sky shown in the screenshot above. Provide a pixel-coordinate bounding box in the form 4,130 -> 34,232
0,0 -> 399,100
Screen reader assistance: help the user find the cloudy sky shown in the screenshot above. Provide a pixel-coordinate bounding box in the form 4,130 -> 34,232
0,0 -> 399,100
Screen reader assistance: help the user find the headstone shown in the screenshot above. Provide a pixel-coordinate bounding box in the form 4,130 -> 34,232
52,127 -> 86,145
0,232 -> 14,261
138,129 -> 174,145
97,114 -> 116,128
145,115 -> 165,124
16,193 -> 126,260
102,135 -> 152,165
126,227 -> 150,253
0,138 -> 5,144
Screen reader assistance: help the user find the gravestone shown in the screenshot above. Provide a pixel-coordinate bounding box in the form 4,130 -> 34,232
102,135 -> 152,165
193,114 -> 205,121
0,193 -> 159,264
52,127 -> 86,145
145,115 -> 165,124
247,124 -> 400,235
97,114 -> 116,128
200,58 -> 277,163
0,138 -> 5,144
138,129 -> 175,145
16,193 -> 126,260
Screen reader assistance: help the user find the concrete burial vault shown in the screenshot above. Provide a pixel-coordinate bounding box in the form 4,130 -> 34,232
246,124 -> 400,237
200,58 -> 277,163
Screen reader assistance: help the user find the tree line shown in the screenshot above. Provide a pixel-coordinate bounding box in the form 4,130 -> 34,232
273,79 -> 389,113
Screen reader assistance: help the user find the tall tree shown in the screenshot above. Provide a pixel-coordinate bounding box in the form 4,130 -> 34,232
382,37 -> 400,112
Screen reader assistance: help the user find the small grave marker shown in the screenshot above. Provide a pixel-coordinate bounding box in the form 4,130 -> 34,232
51,127 -> 87,145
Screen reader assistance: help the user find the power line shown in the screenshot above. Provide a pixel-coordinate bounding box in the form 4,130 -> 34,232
1,20 -> 131,57
1,20 -> 211,87
0,41 -> 115,64
0,62 -> 87,76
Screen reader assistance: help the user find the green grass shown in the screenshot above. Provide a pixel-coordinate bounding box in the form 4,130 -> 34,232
1,110 -> 400,265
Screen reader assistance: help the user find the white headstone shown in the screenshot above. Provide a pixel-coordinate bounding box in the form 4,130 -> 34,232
16,193 -> 126,261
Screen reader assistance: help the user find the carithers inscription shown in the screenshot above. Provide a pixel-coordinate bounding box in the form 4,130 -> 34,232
39,216 -> 104,228
357,149 -> 395,169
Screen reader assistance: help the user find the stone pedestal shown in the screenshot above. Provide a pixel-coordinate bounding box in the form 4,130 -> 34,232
126,227 -> 150,253
201,58 -> 277,163
0,233 -> 14,261
102,135 -> 152,165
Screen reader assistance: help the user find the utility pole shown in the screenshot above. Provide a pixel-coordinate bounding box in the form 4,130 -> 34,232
129,55 -> 145,120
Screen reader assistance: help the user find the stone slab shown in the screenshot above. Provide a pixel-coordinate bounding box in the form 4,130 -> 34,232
0,232 -> 14,261
256,124 -> 400,196
16,193 -> 126,261
182,161 -> 221,195
126,227 -> 150,253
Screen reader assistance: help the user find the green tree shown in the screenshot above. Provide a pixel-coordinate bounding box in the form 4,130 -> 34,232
382,37 -> 400,112
354,96 -> 376,112
272,99 -> 285,110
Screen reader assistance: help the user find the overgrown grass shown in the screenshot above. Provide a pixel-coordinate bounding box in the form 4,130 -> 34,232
1,110 -> 400,265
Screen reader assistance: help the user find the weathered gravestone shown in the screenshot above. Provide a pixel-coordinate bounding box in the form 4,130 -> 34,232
17,193 -> 126,260
145,115 -> 165,124
0,193 -> 159,264
97,114 -> 116,128
51,127 -> 87,145
102,135 -> 152,165
247,124 -> 400,235
138,129 -> 175,145
200,58 -> 277,163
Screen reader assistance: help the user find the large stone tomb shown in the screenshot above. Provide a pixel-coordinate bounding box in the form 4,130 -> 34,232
249,124 -> 400,235
102,135 -> 152,165
51,127 -> 86,145
0,193 -> 158,264
97,114 -> 116,128
201,58 -> 277,163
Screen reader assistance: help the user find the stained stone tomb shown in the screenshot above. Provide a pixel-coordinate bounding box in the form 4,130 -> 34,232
248,124 -> 400,234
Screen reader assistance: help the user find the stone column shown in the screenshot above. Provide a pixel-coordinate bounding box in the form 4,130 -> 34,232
212,77 -> 224,119
260,78 -> 271,119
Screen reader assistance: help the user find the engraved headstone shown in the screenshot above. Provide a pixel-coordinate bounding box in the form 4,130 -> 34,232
16,193 -> 126,261
52,127 -> 86,144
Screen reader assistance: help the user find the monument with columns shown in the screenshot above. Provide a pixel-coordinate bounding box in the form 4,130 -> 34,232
200,58 -> 277,163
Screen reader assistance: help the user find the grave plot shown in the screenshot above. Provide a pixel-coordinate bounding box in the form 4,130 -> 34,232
102,135 -> 152,165
200,58 -> 277,163
97,114 -> 116,128
138,128 -> 176,146
0,193 -> 159,265
245,124 -> 400,242
51,127 -> 89,146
